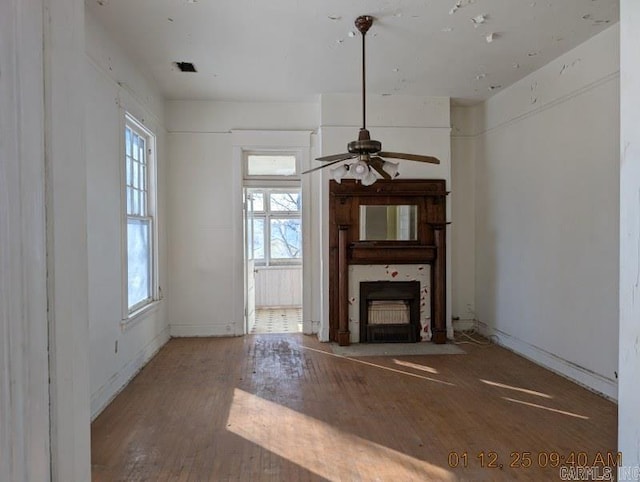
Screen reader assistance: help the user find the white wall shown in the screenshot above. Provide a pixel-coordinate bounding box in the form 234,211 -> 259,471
166,101 -> 318,337
167,130 -> 238,336
317,94 -> 453,341
473,25 -> 620,399
451,106 -> 477,326
85,9 -> 169,418
618,0 -> 640,473
255,268 -> 302,307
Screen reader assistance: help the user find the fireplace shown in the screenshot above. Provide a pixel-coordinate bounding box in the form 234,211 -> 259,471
329,179 -> 448,346
359,281 -> 421,343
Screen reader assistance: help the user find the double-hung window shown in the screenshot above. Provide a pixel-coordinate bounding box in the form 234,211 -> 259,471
124,114 -> 157,315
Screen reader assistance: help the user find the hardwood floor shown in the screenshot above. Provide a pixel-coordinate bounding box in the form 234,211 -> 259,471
91,335 -> 617,481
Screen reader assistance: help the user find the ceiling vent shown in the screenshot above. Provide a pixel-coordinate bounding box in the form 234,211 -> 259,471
175,62 -> 197,73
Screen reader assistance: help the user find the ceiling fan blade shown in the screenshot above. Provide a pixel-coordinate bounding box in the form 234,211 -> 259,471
302,158 -> 348,175
315,153 -> 357,163
378,151 -> 441,164
369,157 -> 392,180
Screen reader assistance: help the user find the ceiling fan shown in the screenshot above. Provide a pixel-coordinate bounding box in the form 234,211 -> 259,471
303,15 -> 441,186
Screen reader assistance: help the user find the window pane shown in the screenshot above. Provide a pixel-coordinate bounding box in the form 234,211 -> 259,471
270,218 -> 301,259
253,218 -> 265,260
249,192 -> 264,212
125,127 -> 132,156
126,187 -> 132,214
247,155 -> 296,176
140,164 -> 147,192
127,218 -> 151,309
133,135 -> 139,161
270,192 -> 301,212
140,194 -> 146,217
132,189 -> 140,214
139,137 -> 146,165
126,157 -> 132,186
138,190 -> 144,216
132,161 -> 140,189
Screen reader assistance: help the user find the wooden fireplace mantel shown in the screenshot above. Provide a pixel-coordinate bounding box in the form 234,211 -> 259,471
329,179 -> 448,345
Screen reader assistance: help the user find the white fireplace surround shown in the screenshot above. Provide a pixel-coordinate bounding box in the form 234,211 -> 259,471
348,265 -> 431,343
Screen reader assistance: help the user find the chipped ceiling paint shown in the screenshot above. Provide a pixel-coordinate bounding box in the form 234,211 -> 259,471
87,0 -> 619,104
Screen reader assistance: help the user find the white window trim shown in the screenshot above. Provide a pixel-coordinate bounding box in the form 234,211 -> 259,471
120,112 -> 160,327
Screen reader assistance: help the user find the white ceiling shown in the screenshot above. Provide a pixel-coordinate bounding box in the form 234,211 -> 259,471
87,0 -> 618,104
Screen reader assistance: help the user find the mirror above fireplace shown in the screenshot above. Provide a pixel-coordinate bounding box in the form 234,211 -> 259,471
359,205 -> 418,241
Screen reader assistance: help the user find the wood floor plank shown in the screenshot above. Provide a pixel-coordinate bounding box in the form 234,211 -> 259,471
92,334 -> 617,481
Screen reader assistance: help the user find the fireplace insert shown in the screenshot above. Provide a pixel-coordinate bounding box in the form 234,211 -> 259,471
359,281 -> 421,343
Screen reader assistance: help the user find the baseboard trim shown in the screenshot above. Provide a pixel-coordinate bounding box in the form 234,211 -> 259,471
169,323 -> 243,338
170,323 -> 317,337
477,321 -> 617,401
90,327 -> 170,420
453,319 -> 477,332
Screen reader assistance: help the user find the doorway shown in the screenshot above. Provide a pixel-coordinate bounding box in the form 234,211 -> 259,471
244,187 -> 303,334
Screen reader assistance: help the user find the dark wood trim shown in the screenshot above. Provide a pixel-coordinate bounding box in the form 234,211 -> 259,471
330,179 -> 448,197
337,226 -> 350,346
432,225 -> 447,344
329,179 -> 448,345
349,244 -> 437,264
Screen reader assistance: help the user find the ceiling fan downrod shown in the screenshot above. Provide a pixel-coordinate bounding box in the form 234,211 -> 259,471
355,15 -> 373,131
349,15 -> 381,156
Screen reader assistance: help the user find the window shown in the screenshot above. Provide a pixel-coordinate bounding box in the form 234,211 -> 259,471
245,153 -> 298,178
248,189 -> 301,266
124,114 -> 157,314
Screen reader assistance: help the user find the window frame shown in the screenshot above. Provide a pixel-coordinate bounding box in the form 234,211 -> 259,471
248,188 -> 302,267
121,112 -> 159,323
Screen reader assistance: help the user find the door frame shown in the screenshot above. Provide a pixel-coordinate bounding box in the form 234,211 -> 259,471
232,130 -> 313,335
243,188 -> 257,334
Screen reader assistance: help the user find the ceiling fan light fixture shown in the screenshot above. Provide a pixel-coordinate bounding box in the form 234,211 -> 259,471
361,168 -> 377,186
351,159 -> 370,180
382,160 -> 400,178
330,164 -> 349,184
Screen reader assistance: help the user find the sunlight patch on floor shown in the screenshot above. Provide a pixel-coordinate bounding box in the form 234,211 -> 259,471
393,359 -> 440,374
480,379 -> 553,399
502,397 -> 590,419
227,388 -> 456,481
301,345 -> 457,386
